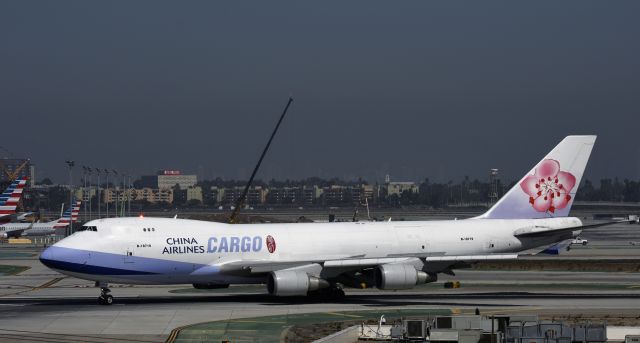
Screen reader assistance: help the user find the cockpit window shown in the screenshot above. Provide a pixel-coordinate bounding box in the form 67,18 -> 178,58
80,226 -> 98,232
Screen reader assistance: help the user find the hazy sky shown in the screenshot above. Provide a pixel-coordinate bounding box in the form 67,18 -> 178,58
2,1 -> 639,184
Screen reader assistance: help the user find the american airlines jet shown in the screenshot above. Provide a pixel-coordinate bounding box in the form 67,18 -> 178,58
39,136 -> 631,305
0,199 -> 81,238
0,177 -> 28,223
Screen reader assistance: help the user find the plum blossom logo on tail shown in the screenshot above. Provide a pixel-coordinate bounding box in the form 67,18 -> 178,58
520,159 -> 576,214
266,235 -> 276,253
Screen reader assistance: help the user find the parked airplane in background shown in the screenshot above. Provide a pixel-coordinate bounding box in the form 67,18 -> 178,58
0,177 -> 28,223
39,136 -> 636,305
16,211 -> 37,223
0,199 -> 81,238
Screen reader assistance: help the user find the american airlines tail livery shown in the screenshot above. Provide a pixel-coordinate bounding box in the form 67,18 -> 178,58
0,177 -> 28,223
39,136 -> 628,305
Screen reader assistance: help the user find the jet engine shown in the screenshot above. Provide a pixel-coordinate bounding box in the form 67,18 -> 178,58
375,263 -> 436,290
267,270 -> 329,296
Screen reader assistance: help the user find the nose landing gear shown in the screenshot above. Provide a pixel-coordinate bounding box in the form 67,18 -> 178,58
98,287 -> 113,305
96,281 -> 113,305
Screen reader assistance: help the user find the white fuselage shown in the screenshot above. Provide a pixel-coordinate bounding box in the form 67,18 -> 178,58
0,221 -> 60,237
40,216 -> 582,285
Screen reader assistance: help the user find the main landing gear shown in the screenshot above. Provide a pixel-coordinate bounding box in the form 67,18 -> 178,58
308,284 -> 345,300
96,281 -> 114,305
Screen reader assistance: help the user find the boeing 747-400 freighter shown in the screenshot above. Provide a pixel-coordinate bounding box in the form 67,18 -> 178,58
39,136 -> 634,305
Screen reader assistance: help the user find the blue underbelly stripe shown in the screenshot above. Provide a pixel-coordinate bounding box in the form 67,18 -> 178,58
40,258 -> 157,275
39,246 -> 210,276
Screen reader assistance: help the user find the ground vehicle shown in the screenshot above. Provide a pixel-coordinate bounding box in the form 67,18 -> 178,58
571,237 -> 588,246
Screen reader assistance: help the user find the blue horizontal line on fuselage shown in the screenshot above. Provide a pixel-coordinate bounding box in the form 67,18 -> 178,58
40,258 -> 157,275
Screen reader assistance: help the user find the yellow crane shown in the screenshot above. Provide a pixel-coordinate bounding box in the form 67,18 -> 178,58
0,159 -> 29,181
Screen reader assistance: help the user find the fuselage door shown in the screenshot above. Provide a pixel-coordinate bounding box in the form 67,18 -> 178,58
124,245 -> 135,263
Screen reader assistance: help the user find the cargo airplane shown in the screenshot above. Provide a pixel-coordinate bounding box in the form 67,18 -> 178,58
39,136 -> 632,305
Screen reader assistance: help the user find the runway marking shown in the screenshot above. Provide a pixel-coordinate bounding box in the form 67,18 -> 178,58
32,277 -> 66,290
0,277 -> 66,298
325,312 -> 363,318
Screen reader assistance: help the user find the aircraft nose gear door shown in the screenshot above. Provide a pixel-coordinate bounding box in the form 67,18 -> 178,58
124,246 -> 135,263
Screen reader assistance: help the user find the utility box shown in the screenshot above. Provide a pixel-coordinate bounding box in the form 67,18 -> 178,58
626,335 -> 640,343
522,322 -> 540,337
404,320 -> 426,339
390,324 -> 403,339
430,329 -> 459,342
586,323 -> 607,342
459,329 -> 483,343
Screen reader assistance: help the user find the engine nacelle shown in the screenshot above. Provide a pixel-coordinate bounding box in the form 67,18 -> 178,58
267,270 -> 329,296
375,264 -> 436,290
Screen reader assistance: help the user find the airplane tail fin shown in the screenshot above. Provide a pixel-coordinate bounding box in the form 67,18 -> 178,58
479,135 -> 596,219
0,177 -> 28,216
71,200 -> 81,223
52,198 -> 79,228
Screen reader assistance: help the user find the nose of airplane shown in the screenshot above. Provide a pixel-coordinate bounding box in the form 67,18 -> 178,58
39,244 -> 91,272
39,246 -> 57,269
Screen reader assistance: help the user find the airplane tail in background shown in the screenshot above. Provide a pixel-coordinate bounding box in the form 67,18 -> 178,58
0,177 -> 28,218
53,199 -> 82,228
479,136 -> 596,219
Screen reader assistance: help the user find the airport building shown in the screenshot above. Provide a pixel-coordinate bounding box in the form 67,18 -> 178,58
139,170 -> 198,190
186,186 -> 203,202
321,185 -> 369,205
386,181 -> 419,197
157,170 -> 197,190
104,188 -> 173,204
220,186 -> 267,206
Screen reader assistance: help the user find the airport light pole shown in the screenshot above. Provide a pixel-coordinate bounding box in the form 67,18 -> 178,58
95,167 -> 101,219
113,170 -> 118,217
86,167 -> 93,220
127,174 -> 132,216
121,173 -> 127,217
65,160 -> 75,236
82,166 -> 88,222
105,169 -> 109,218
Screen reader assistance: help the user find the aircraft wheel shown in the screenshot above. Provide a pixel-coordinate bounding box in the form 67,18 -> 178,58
98,294 -> 113,305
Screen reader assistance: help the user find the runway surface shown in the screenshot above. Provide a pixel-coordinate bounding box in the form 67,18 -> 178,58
0,221 -> 637,342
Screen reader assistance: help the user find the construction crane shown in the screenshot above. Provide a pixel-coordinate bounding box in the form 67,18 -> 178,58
0,159 -> 29,181
228,97 -> 294,224
0,146 -> 30,182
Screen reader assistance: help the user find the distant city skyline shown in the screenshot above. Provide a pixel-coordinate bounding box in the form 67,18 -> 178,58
2,2 -> 639,183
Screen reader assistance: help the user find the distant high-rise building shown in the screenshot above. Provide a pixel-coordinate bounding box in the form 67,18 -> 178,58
156,170 -> 197,190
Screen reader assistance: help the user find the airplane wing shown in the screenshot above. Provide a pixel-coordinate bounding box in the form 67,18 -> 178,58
514,218 -> 638,239
216,253 -> 519,274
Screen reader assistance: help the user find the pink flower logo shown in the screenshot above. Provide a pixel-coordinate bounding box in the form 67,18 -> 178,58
520,159 -> 576,214
266,235 -> 276,253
